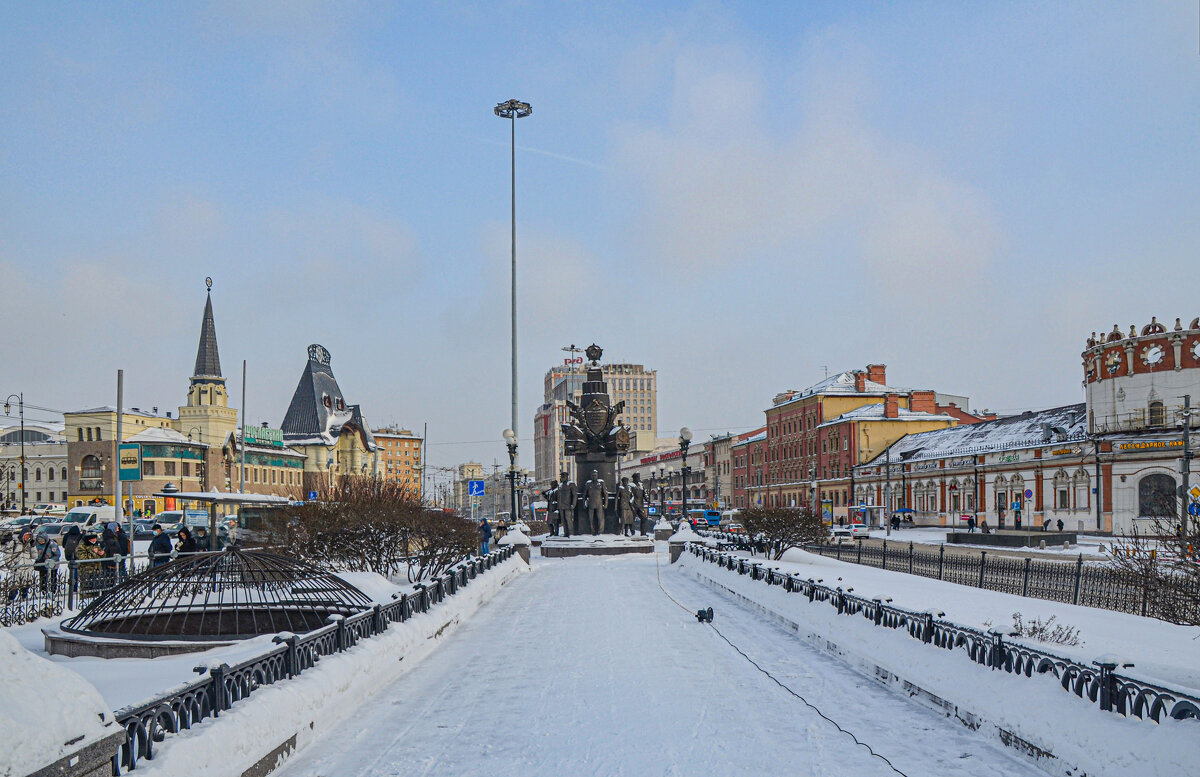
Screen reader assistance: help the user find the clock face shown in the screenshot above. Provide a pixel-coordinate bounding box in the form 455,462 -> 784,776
1142,345 -> 1165,366
1105,350 -> 1122,374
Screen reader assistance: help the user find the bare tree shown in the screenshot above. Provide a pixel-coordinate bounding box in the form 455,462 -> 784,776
739,506 -> 828,561
276,476 -> 475,581
1106,517 -> 1200,625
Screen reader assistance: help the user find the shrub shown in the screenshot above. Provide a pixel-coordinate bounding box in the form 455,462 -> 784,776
738,506 -> 828,561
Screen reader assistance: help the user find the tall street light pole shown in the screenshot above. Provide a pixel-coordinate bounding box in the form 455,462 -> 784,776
679,427 -> 692,524
494,99 -> 532,470
4,393 -> 24,514
503,429 -> 518,524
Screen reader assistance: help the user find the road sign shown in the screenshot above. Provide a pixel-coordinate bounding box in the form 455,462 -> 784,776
307,491 -> 318,501
119,443 -> 141,482
468,480 -> 485,497
1189,502 -> 1200,518
1023,489 -> 1033,499
1190,485 -> 1200,501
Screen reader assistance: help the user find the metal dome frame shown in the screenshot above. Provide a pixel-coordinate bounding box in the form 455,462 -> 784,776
62,548 -> 373,640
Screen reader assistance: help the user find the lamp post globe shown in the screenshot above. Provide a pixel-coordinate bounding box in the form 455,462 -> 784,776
502,429 -> 518,525
678,429 -> 692,525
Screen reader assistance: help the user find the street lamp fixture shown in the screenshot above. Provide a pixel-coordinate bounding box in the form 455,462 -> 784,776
4,393 -> 25,513
503,428 -> 518,523
494,99 -> 532,475
679,428 -> 692,523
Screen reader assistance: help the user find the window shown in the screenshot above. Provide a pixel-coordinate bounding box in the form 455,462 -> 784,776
182,462 -> 190,477
143,460 -> 155,476
1148,400 -> 1165,427
77,428 -> 83,441
61,467 -> 66,480
95,427 -> 102,441
164,461 -> 176,476
81,455 -> 101,479
34,468 -> 41,481
86,428 -> 93,441
48,467 -> 54,481
1138,473 -> 1176,518
1057,488 -> 1069,510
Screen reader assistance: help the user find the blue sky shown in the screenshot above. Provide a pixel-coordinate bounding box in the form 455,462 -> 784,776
1,1 -> 1197,477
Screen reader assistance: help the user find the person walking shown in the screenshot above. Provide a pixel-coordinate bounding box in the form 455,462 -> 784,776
99,524 -> 120,588
114,524 -> 131,581
176,527 -> 198,555
1056,518 -> 1064,532
967,516 -> 976,533
478,518 -> 492,556
34,534 -> 61,595
195,526 -> 211,552
148,524 -> 172,567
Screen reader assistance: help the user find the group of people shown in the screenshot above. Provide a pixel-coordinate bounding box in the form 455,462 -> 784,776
545,470 -> 650,537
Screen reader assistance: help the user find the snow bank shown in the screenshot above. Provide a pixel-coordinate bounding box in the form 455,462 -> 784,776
668,523 -> 700,543
675,552 -> 1200,777
132,555 -> 529,777
653,518 -> 672,531
499,528 -> 531,546
0,630 -> 118,777
333,570 -> 401,603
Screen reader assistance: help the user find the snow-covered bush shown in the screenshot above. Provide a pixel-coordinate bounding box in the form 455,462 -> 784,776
737,506 -> 827,560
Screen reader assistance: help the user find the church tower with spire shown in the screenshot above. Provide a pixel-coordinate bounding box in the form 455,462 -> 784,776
176,278 -> 239,460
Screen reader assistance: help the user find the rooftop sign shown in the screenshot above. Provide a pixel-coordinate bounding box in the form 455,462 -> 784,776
244,425 -> 284,448
1118,440 -> 1183,451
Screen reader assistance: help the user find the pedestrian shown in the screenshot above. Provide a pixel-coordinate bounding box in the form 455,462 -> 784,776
225,518 -> 239,547
967,516 -> 976,533
1056,518 -> 1064,532
34,534 -> 61,594
114,524 -> 131,581
478,518 -> 492,556
1042,518 -> 1051,532
980,518 -> 990,534
100,524 -> 120,587
148,524 -> 172,567
61,525 -> 83,562
195,526 -> 211,552
176,527 -> 198,555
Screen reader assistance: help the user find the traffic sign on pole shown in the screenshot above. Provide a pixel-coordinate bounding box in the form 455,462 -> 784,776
468,480 -> 485,497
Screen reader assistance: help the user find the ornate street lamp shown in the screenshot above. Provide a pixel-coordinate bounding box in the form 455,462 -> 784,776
679,428 -> 692,523
503,428 -> 518,524
494,99 -> 532,470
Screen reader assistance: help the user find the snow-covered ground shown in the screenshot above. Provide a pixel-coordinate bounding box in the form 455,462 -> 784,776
274,552 -> 1042,777
862,527 -> 1110,558
715,546 -> 1200,693
677,548 -> 1200,777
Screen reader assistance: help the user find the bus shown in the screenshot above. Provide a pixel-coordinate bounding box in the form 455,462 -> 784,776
687,509 -> 721,527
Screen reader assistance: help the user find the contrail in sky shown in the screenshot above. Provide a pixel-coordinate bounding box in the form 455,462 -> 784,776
470,134 -> 605,170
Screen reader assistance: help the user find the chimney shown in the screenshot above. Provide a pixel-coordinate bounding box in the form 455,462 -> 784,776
166,411 -> 172,419
854,372 -> 867,393
909,390 -> 936,414
866,364 -> 887,385
884,394 -> 899,419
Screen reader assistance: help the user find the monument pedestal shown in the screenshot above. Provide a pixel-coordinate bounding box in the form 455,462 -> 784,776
540,535 -> 654,558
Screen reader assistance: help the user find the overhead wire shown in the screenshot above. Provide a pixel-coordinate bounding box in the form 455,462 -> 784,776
654,549 -> 910,777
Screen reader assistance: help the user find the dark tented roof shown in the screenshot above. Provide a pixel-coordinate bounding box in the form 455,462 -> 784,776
192,293 -> 223,378
281,345 -> 376,450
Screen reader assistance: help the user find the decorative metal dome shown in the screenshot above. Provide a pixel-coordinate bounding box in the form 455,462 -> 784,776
63,548 -> 373,640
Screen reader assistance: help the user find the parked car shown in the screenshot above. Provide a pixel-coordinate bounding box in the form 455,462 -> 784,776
61,505 -> 118,533
0,516 -> 35,543
33,522 -> 68,542
830,526 -> 856,545
847,522 -> 870,538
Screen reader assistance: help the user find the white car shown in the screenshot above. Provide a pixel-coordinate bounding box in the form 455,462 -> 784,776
830,527 -> 856,544
847,522 -> 870,538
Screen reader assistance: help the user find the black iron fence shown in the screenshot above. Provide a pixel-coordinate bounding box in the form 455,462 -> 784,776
109,546 -> 517,775
686,544 -> 1200,724
697,529 -> 1200,623
1,553 -> 154,626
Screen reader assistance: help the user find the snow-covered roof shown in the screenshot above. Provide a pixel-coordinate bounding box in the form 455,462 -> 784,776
732,431 -> 767,447
123,427 -> 202,445
817,405 -> 954,428
69,406 -> 167,418
860,403 -> 1087,465
771,370 -> 912,409
281,344 -> 378,451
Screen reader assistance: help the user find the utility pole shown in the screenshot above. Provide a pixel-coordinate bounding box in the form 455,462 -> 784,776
3,393 -> 24,513
1181,395 -> 1192,540
239,360 -> 247,494
884,445 -> 892,536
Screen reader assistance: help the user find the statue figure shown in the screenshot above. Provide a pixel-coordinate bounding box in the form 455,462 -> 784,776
631,473 -> 648,535
579,469 -> 607,535
618,477 -> 636,536
555,471 -> 576,537
546,479 -> 560,536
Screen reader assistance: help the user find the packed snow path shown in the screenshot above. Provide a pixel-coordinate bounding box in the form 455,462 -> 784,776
276,552 -> 1042,777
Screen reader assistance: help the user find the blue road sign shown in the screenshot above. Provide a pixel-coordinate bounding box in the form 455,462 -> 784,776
308,491 -> 318,501
468,480 -> 485,497
1189,502 -> 1200,517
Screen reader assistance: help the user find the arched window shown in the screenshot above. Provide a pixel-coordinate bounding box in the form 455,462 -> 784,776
1138,474 -> 1177,518
77,428 -> 84,441
86,427 -> 93,441
34,468 -> 41,481
60,467 -> 67,481
80,455 -> 102,480
1072,469 -> 1090,511
1053,470 -> 1071,509
47,467 -> 54,481
95,427 -> 102,441
1148,400 -> 1165,427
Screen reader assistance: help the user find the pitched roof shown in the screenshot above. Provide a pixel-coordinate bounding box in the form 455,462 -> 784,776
817,404 -> 954,428
123,427 -> 199,445
860,403 -> 1087,465
192,292 -> 222,379
771,370 -> 912,409
281,345 -> 377,451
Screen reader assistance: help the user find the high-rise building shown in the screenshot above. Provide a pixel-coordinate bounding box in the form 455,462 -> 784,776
532,360 -> 657,488
374,428 -> 423,499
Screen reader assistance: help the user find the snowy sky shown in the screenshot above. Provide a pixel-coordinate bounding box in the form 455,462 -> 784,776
1,2 -> 1197,476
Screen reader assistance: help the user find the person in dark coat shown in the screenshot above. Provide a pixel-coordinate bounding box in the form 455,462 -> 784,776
99,526 -> 120,586
34,534 -> 61,594
478,519 -> 492,556
1056,518 -> 1064,532
195,526 -> 211,552
61,525 -> 83,561
148,524 -> 172,567
176,527 -> 198,555
114,525 -> 131,581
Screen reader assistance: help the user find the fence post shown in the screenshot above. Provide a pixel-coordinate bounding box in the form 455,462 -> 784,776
1021,557 -> 1032,597
67,559 -> 78,610
1072,554 -> 1084,605
882,539 -> 888,569
373,603 -> 384,634
1096,661 -> 1116,712
857,541 -> 862,565
990,631 -> 1005,670
923,611 -> 934,644
836,542 -> 842,561
873,597 -> 883,626
978,551 -> 987,589
210,664 -> 228,715
937,545 -> 945,580
908,542 -> 914,574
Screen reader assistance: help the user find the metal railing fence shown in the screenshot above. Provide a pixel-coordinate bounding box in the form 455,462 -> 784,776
686,544 -> 1200,724
109,546 -> 516,775
697,529 -> 1200,624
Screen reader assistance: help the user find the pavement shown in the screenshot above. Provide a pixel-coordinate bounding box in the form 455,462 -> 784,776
274,550 -> 1042,777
